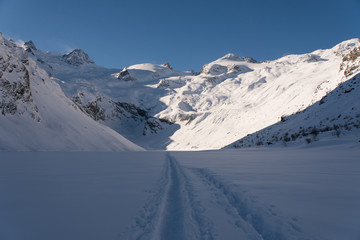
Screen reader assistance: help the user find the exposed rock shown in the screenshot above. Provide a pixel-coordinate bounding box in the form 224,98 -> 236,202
0,38 -> 40,120
340,47 -> 360,77
117,68 -> 136,81
71,92 -> 173,138
162,62 -> 173,70
241,56 -> 258,63
83,100 -> 106,121
201,64 -> 228,75
23,41 -> 37,55
62,49 -> 94,66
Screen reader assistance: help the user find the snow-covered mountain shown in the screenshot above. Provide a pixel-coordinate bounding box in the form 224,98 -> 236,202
226,71 -> 360,149
11,34 -> 360,150
161,39 -> 360,150
225,41 -> 360,148
23,45 -> 186,149
0,33 -> 143,151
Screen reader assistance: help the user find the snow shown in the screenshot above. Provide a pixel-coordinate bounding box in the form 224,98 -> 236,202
2,30 -> 360,240
0,152 -> 164,240
15,36 -> 360,150
160,44 -> 353,150
157,39 -> 360,150
0,34 -> 142,151
117,63 -> 175,83
1,145 -> 359,240
173,147 -> 360,240
226,72 -> 360,148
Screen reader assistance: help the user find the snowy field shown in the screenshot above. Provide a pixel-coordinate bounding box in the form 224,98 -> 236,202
0,146 -> 359,240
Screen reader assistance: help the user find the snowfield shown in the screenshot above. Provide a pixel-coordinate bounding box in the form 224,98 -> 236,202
1,146 -> 359,240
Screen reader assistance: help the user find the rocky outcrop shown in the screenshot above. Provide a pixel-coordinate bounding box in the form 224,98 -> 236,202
62,49 -> 94,66
162,62 -> 173,70
23,41 -> 38,55
0,35 -> 40,121
241,56 -> 258,63
117,67 -> 136,81
72,93 -> 173,137
340,46 -> 360,77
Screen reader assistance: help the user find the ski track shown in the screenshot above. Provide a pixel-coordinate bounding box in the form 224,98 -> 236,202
192,168 -> 311,240
127,153 -> 214,240
126,158 -> 169,240
160,155 -> 186,240
127,153 -> 309,240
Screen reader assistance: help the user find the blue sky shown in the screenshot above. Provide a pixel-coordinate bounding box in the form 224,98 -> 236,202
0,0 -> 359,71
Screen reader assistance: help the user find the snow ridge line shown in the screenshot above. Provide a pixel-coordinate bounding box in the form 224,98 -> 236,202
192,168 -> 308,240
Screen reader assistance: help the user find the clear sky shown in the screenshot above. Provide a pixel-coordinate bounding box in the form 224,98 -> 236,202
0,0 -> 359,71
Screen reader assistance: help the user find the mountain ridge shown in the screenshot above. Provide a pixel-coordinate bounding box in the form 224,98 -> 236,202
2,32 -> 359,150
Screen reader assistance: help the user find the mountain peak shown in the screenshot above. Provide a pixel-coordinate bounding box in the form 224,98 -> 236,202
23,41 -> 38,55
62,49 -> 94,66
162,62 -> 173,70
221,53 -> 240,60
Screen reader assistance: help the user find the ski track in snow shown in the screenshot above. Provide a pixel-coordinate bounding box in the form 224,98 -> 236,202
159,155 -> 186,240
127,153 -> 213,240
127,153 -> 310,240
192,168 -> 299,240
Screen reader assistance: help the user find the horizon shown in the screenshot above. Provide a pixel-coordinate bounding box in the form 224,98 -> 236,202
2,32 -> 359,72
1,0 -> 359,71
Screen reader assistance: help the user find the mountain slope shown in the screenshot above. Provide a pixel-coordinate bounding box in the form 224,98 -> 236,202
0,33 -> 143,151
225,72 -> 360,149
157,39 -> 360,149
24,45 -> 184,149
21,36 -> 360,150
225,42 -> 360,149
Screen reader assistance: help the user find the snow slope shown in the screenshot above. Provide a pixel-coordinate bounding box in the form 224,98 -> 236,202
226,71 -> 360,149
22,41 -> 183,149
0,33 -> 142,151
21,37 -> 360,150
225,42 -> 360,148
159,39 -> 360,150
1,146 -> 359,239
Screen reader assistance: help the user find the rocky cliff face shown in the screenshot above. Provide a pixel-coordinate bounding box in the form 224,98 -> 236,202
71,93 -> 175,141
0,34 -> 40,121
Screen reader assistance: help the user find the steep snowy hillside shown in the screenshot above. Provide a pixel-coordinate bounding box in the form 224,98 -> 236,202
22,42 -> 183,149
158,39 -> 360,149
226,72 -> 360,148
21,37 -> 360,150
0,33 -> 142,151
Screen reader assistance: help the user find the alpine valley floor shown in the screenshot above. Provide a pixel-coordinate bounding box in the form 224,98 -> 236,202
1,144 -> 359,240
